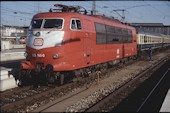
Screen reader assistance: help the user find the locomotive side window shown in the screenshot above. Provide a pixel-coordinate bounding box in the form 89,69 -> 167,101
71,20 -> 76,29
95,23 -> 107,44
106,25 -> 132,43
71,19 -> 82,30
76,20 -> 82,29
95,22 -> 133,44
127,30 -> 133,43
106,25 -> 119,43
44,19 -> 63,29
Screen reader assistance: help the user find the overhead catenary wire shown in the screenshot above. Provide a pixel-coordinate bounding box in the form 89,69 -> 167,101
1,12 -> 32,20
1,7 -> 34,15
102,1 -> 170,23
143,1 -> 170,19
1,1 -> 170,26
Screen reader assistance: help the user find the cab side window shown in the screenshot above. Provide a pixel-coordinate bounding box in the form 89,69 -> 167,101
71,20 -> 76,29
76,20 -> 81,29
71,19 -> 82,30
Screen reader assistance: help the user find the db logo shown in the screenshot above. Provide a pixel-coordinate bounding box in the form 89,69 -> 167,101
34,38 -> 43,46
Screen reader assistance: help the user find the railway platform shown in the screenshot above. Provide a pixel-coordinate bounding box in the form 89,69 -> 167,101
160,89 -> 170,112
0,66 -> 17,91
0,48 -> 25,62
0,48 -> 25,91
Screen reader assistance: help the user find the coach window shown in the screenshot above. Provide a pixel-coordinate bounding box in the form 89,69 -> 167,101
144,36 -> 147,43
142,36 -> 144,43
140,36 -> 142,43
71,19 -> 82,30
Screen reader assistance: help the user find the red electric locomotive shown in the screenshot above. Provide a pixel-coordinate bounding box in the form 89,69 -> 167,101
10,4 -> 137,87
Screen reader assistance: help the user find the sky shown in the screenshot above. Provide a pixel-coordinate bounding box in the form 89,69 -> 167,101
1,1 -> 170,26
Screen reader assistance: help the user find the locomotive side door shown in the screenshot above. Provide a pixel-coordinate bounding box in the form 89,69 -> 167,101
83,19 -> 92,65
122,44 -> 125,58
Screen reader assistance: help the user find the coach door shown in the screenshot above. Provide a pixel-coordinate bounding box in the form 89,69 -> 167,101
83,19 -> 92,65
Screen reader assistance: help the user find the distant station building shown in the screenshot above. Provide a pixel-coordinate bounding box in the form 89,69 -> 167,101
0,25 -> 29,37
130,23 -> 170,35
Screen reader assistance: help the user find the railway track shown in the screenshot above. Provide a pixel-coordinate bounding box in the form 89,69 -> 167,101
0,58 -> 136,112
32,60 -> 136,112
85,54 -> 170,112
1,50 -> 169,112
1,78 -> 96,112
137,68 -> 170,112
111,58 -> 170,112
0,86 -> 52,108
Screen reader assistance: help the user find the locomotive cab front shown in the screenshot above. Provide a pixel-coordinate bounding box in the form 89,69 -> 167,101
12,13 -> 72,86
9,4 -> 92,87
24,16 -> 65,70
12,11 -> 85,86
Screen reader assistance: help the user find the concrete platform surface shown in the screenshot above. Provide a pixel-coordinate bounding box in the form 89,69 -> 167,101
160,89 -> 170,112
0,67 -> 18,91
1,40 -> 25,50
11,44 -> 26,49
0,48 -> 25,62
1,48 -> 25,53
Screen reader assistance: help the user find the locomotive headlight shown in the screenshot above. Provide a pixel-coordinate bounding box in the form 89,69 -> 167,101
53,53 -> 58,59
24,52 -> 28,57
34,32 -> 40,37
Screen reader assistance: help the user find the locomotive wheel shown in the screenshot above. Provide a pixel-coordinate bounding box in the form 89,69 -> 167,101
19,75 -> 32,87
31,70 -> 48,88
31,70 -> 39,88
39,71 -> 47,86
17,78 -> 29,87
17,70 -> 32,87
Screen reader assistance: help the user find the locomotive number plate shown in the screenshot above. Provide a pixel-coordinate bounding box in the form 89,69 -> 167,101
32,53 -> 45,57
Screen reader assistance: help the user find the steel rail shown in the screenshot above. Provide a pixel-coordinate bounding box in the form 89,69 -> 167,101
137,68 -> 170,112
85,55 -> 170,112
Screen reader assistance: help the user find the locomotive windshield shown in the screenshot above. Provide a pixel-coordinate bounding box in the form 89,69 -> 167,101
44,19 -> 63,29
32,19 -> 43,28
30,18 -> 63,29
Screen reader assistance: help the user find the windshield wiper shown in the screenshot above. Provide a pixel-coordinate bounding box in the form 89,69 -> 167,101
46,25 -> 62,34
46,27 -> 57,34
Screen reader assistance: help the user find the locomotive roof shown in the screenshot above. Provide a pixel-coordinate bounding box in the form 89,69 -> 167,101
33,12 -> 135,30
34,12 -> 120,23
33,12 -> 80,18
